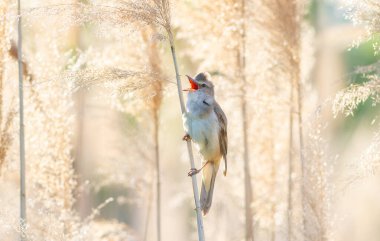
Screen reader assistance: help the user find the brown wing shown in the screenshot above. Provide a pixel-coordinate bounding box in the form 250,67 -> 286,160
214,102 -> 228,176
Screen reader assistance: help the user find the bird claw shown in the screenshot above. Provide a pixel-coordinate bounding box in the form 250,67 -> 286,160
182,133 -> 191,141
188,168 -> 199,177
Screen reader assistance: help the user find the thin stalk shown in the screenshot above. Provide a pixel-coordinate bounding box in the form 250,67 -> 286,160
286,0 -> 304,236
17,0 -> 26,239
293,57 -> 305,237
296,74 -> 305,238
143,26 -> 163,241
239,0 -> 254,240
153,109 -> 161,241
143,181 -> 154,241
167,29 -> 205,241
268,109 -> 276,241
288,80 -> 294,241
242,97 -> 253,241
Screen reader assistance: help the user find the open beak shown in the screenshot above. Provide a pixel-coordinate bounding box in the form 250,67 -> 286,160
183,75 -> 199,91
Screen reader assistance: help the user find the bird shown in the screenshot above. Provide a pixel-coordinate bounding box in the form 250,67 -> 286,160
182,72 -> 228,215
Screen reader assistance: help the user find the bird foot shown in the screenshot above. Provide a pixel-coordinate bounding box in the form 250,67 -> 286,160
188,168 -> 200,177
182,133 -> 191,141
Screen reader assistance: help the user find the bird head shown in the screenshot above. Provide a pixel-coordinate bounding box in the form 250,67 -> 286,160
183,72 -> 214,96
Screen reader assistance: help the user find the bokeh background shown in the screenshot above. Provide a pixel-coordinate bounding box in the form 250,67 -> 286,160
1,0 -> 380,241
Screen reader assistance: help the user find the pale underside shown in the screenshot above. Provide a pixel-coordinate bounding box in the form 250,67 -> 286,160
184,110 -> 222,163
184,110 -> 221,191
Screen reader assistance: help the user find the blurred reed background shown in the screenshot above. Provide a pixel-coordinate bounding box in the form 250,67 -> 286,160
0,0 -> 380,241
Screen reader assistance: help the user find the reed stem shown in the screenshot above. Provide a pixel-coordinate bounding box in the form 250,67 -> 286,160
167,30 -> 205,241
17,0 -> 26,240
153,109 -> 161,241
239,1 -> 254,240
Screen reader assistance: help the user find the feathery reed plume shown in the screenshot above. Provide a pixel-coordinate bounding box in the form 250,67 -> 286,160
18,32 -> 138,241
63,18 -> 172,239
333,70 -> 380,117
338,1 -> 380,113
249,0 -> 305,240
345,129 -> 380,186
23,0 -> 168,37
332,62 -> 380,193
8,32 -> 78,241
14,38 -> 77,240
331,63 -> 380,241
68,68 -> 159,92
303,108 -> 330,241
343,0 -> 380,53
5,8 -> 139,239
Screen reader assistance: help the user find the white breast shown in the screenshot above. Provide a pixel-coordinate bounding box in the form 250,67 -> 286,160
183,104 -> 221,161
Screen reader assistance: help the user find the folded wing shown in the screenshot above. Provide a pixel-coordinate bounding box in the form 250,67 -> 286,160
214,102 -> 228,176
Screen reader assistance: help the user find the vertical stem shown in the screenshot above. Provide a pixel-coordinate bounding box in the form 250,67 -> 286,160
288,79 -> 294,241
143,26 -> 163,241
239,0 -> 254,240
242,97 -> 254,241
287,0 -> 304,237
269,111 -> 276,241
296,66 -> 305,238
167,30 -> 205,241
153,110 -> 161,241
17,0 -> 26,239
143,181 -> 155,241
70,0 -> 91,220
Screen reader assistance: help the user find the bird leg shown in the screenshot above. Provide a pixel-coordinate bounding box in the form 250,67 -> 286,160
188,161 -> 211,177
182,133 -> 191,141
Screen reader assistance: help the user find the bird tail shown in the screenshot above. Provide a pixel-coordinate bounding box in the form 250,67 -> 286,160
200,161 -> 218,215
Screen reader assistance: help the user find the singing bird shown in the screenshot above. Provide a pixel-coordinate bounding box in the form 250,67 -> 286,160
182,72 -> 228,215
